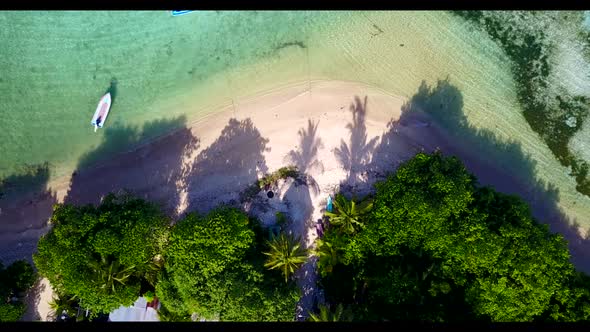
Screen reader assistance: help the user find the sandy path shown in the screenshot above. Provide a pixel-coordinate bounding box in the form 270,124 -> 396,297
0,79 -> 586,320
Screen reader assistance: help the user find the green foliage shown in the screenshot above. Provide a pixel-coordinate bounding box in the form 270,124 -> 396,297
48,292 -> 79,321
319,152 -> 590,322
325,194 -> 372,235
157,207 -> 299,321
258,166 -> 300,189
263,233 -> 308,283
240,166 -> 301,202
143,290 -> 155,303
0,302 -> 25,322
539,272 -> 590,322
87,257 -> 136,294
157,303 -> 192,322
308,303 -> 353,322
1,260 -> 36,295
314,231 -> 349,277
0,260 -> 37,322
33,193 -> 170,316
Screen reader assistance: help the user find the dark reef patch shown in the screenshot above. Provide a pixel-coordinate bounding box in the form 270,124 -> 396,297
274,41 -> 307,52
454,11 -> 590,198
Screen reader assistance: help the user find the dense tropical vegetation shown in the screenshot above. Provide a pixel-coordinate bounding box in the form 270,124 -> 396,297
324,194 -> 372,236
26,151 -> 590,321
313,151 -> 590,321
32,193 -> 300,321
156,207 -> 300,321
0,260 -> 37,321
33,193 -> 171,317
307,303 -> 353,322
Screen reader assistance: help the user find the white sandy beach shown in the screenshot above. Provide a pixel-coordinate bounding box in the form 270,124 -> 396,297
1,80 -> 587,321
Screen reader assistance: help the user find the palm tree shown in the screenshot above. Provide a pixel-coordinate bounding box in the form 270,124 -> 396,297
144,255 -> 165,287
308,303 -> 352,322
263,233 -> 308,283
48,293 -> 78,321
313,238 -> 342,276
324,194 -> 373,235
88,257 -> 135,293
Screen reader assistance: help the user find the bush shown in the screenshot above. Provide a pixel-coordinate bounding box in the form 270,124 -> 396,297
0,260 -> 37,322
319,152 -> 590,321
258,166 -> 300,189
240,166 -> 301,203
33,193 -> 170,316
0,302 -> 25,322
157,207 -> 300,321
4,260 -> 36,293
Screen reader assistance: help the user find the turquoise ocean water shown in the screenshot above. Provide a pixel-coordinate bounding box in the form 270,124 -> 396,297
1,11 -> 589,224
0,11 -> 514,179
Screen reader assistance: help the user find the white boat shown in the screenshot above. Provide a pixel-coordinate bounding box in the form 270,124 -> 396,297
91,93 -> 112,132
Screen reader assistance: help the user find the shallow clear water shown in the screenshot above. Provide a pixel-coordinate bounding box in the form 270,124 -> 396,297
0,11 -> 514,178
1,11 -> 589,224
0,11 -> 317,179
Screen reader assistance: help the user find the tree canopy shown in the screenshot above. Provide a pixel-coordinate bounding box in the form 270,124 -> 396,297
33,193 -> 170,316
317,151 -> 590,322
0,260 -> 37,322
156,207 -> 299,321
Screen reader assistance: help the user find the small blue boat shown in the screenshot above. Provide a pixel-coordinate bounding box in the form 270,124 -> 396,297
326,195 -> 333,213
171,10 -> 194,17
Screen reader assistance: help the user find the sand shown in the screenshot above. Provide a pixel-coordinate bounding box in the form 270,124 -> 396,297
1,80 -> 587,321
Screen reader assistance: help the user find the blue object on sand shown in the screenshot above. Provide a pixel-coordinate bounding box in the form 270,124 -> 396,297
326,195 -> 333,213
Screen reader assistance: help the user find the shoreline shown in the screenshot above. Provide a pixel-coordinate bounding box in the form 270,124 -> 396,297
1,79 -> 589,320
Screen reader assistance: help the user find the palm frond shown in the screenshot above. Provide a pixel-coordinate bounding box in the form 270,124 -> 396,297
324,194 -> 373,235
263,233 -> 308,282
307,303 -> 351,322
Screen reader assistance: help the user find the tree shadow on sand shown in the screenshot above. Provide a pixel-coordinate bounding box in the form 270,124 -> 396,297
286,119 -> 324,193
0,165 -> 56,321
334,96 -> 379,196
64,116 -> 199,216
280,119 -> 325,243
368,79 -> 590,274
0,162 -> 57,265
184,117 -> 270,215
282,119 -> 325,320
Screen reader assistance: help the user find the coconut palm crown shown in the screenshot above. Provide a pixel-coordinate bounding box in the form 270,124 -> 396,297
263,233 -> 308,283
324,193 -> 373,235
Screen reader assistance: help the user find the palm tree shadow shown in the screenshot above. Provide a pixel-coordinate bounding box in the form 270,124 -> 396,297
278,119 -> 325,242
64,116 -> 200,217
333,95 -> 379,198
184,117 -> 270,215
285,119 -> 324,196
369,79 -> 590,273
277,119 -> 327,319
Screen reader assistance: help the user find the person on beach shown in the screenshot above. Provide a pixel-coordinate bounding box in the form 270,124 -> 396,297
315,221 -> 324,238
